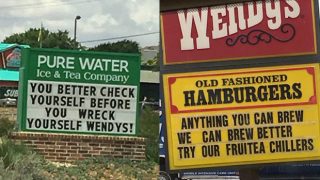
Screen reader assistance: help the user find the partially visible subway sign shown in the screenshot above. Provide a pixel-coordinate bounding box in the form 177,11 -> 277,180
19,48 -> 140,135
163,64 -> 320,170
0,87 -> 18,99
161,0 -> 317,64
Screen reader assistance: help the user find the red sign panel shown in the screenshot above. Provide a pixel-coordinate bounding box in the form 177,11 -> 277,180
0,46 -> 22,69
161,0 -> 317,65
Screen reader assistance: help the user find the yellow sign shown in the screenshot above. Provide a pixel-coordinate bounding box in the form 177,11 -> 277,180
163,64 -> 320,170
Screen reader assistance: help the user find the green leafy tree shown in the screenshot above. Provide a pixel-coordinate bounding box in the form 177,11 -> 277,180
88,39 -> 140,53
3,28 -> 79,49
141,52 -> 159,71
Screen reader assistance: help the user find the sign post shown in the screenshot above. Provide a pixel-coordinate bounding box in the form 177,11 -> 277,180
18,48 -> 140,135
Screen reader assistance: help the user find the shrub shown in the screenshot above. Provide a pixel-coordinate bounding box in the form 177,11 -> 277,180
139,106 -> 159,163
0,141 -> 158,179
0,153 -> 47,180
0,118 -> 15,137
0,136 -> 48,179
0,137 -> 30,169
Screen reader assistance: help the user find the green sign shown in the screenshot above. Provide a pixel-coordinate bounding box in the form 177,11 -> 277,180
18,48 -> 140,135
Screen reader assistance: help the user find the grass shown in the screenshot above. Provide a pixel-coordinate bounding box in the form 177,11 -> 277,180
0,113 -> 159,179
139,106 -> 159,163
0,117 -> 15,137
0,154 -> 158,179
0,137 -> 47,179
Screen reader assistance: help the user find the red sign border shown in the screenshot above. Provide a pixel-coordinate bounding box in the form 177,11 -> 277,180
168,67 -> 317,114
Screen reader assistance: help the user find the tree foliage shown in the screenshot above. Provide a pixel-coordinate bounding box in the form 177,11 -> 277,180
3,28 -> 78,49
141,52 -> 159,71
88,39 -> 140,53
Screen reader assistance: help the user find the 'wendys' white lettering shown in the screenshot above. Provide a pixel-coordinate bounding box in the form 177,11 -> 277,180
227,3 -> 246,35
266,0 -> 281,30
247,2 -> 263,28
178,8 -> 210,50
285,0 -> 300,18
178,0 -> 301,50
211,6 -> 227,39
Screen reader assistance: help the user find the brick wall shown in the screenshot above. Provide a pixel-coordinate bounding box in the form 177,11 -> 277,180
9,132 -> 146,163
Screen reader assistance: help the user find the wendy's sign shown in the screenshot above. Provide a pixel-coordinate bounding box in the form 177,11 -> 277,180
161,0 -> 317,65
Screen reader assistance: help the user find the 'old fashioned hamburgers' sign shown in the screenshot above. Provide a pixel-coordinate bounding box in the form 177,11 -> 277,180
163,64 -> 320,170
161,0 -> 317,64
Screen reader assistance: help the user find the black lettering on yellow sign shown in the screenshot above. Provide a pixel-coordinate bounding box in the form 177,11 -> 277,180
176,108 -> 312,160
181,117 -> 200,129
228,128 -> 254,141
181,115 -> 228,129
257,125 -> 293,139
183,83 -> 302,107
254,112 -> 273,124
221,75 -> 288,86
269,138 -> 314,153
178,146 -> 195,159
202,145 -> 220,157
201,115 -> 228,128
278,110 -> 304,123
202,130 -> 222,142
177,132 -> 192,144
195,79 -> 218,88
232,113 -> 250,126
226,142 -> 266,156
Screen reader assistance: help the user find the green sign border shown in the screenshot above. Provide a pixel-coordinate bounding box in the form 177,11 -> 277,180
18,48 -> 141,136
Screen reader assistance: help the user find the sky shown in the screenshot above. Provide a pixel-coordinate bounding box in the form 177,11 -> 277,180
0,0 -> 159,48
